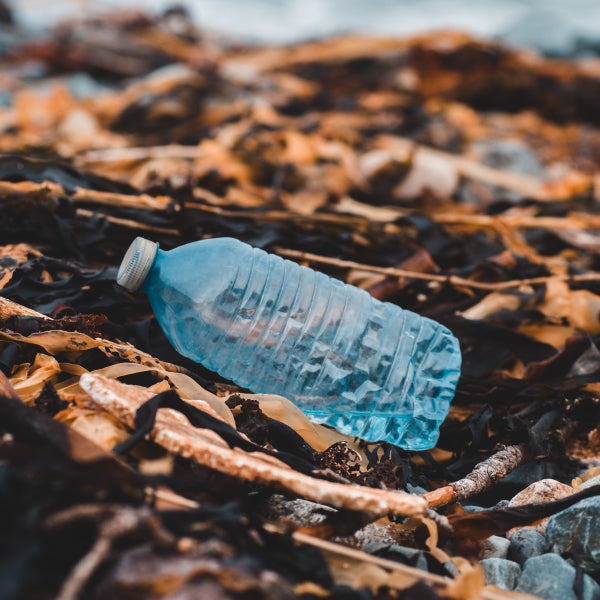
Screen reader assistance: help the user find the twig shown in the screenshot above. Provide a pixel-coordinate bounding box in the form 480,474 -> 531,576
183,200 -> 369,229
423,443 -> 532,508
71,187 -> 173,211
276,248 -> 600,291
435,212 -> 600,230
78,145 -> 207,163
75,208 -> 180,236
55,531 -> 113,600
46,504 -> 173,600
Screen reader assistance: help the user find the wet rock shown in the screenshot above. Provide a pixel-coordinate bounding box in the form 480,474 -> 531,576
262,495 -> 334,527
580,474 -> 600,489
499,459 -> 575,493
365,543 -> 454,576
339,521 -> 398,548
546,496 -> 600,573
515,554 -> 600,600
462,505 -> 484,513
394,150 -> 459,199
507,529 -> 547,566
507,478 -> 575,538
405,482 -> 428,495
566,343 -> 600,377
481,536 -> 510,560
263,496 -> 398,548
443,561 -> 459,577
480,558 -> 520,591
476,139 -> 546,177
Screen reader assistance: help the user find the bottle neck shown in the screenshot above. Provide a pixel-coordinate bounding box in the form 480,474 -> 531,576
117,237 -> 160,292
140,248 -> 164,293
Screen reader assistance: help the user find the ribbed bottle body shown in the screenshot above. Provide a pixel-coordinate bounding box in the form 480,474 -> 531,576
142,238 -> 461,450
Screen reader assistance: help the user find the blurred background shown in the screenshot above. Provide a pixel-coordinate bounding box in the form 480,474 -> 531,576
10,0 -> 600,56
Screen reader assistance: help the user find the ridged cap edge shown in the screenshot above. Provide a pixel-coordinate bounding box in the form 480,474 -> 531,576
117,237 -> 158,291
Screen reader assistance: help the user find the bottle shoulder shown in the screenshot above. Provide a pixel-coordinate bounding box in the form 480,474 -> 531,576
144,237 -> 254,298
166,237 -> 248,262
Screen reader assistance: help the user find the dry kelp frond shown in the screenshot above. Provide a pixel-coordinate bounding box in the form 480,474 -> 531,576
80,373 -> 426,516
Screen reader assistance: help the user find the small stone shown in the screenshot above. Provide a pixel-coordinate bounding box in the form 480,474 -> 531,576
462,505 -> 484,513
546,496 -> 600,572
394,151 -> 459,199
501,460 -> 572,491
580,474 -> 600,489
481,536 -> 510,560
262,495 -> 334,527
443,561 -> 459,577
477,139 -> 546,177
507,529 -> 548,566
480,558 -> 520,591
365,543 -> 430,573
515,554 -> 600,600
405,482 -> 428,495
507,478 -> 575,538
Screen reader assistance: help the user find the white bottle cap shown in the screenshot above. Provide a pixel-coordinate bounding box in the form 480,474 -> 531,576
117,237 -> 159,291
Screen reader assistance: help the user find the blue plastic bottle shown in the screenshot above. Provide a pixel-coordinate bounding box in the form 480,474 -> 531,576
117,237 -> 461,450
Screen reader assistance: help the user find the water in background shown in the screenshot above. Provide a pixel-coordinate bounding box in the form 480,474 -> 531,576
13,0 -> 600,55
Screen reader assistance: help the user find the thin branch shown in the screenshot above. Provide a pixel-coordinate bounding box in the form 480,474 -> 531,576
78,145 -> 207,163
423,443 -> 532,508
183,200 -> 369,229
46,504 -> 174,600
276,248 -> 600,291
75,208 -> 180,236
55,533 -> 112,600
434,212 -> 600,230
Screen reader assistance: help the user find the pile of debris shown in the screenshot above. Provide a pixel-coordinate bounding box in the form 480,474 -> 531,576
1,7 -> 600,600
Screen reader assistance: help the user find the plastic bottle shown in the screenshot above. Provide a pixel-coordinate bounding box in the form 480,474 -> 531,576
117,237 -> 461,450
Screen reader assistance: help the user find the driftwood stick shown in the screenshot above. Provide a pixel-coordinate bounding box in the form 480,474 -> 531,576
277,248 -> 600,291
424,444 -> 532,508
47,505 -> 160,600
78,145 -> 206,163
75,208 -> 180,236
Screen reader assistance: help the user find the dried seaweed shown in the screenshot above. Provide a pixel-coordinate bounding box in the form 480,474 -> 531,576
2,6 -> 600,598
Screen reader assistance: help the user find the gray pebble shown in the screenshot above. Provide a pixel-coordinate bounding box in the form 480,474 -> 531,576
443,560 -> 459,577
508,528 -> 548,566
462,505 -> 484,513
480,558 -> 520,590
481,536 -> 510,560
477,139 -> 545,177
580,475 -> 600,489
546,496 -> 600,572
515,554 -> 600,600
501,461 -> 570,490
405,482 -> 428,495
